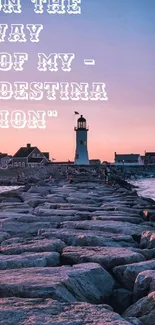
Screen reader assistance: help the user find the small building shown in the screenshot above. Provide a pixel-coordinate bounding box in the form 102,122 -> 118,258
50,161 -> 74,165
114,152 -> 143,166
11,144 -> 49,168
0,153 -> 12,169
145,152 -> 155,165
102,161 -> 110,165
89,159 -> 101,165
140,155 -> 145,165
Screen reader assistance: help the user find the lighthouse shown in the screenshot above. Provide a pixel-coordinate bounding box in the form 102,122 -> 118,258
74,115 -> 89,165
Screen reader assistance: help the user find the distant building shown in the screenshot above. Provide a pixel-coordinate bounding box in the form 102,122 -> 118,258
50,161 -> 74,165
145,152 -> 155,165
0,153 -> 12,169
102,161 -> 110,165
11,144 -> 50,168
140,155 -> 145,165
89,159 -> 101,165
114,152 -> 143,166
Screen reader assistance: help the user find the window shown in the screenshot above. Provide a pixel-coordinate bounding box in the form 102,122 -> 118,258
14,162 -> 18,167
32,153 -> 36,158
78,121 -> 86,129
22,162 -> 25,167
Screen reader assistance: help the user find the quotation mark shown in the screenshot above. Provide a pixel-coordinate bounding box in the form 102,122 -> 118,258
47,110 -> 58,117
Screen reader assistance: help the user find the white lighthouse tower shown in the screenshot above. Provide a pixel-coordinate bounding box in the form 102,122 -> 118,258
74,115 -> 89,165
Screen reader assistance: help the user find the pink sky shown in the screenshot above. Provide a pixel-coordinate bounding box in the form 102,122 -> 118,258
0,0 -> 155,162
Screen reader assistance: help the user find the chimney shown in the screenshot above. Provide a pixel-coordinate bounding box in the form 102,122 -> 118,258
27,144 -> 31,148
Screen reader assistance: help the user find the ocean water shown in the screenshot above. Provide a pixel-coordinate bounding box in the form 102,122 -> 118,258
131,178 -> 155,201
0,186 -> 21,194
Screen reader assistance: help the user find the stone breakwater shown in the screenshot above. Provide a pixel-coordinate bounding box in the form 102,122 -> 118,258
0,177 -> 155,325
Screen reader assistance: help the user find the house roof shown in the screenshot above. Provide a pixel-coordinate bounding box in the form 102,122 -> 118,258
115,154 -> 140,162
78,115 -> 86,122
42,152 -> 49,160
14,147 -> 36,158
145,152 -> 155,157
90,159 -> 101,162
28,158 -> 44,163
0,153 -> 8,158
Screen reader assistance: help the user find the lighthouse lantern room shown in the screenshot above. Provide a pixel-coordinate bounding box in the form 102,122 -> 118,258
74,115 -> 89,165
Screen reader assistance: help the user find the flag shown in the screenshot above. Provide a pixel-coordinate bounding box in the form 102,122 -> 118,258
74,111 -> 79,115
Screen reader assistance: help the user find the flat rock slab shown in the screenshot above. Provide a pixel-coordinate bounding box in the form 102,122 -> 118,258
134,270 -> 155,300
140,231 -> 155,249
128,247 -> 155,260
0,232 -> 10,244
62,246 -> 145,270
35,208 -> 91,217
0,212 -> 36,220
40,228 -> 137,247
113,259 -> 155,290
47,203 -> 102,211
41,228 -> 135,243
92,215 -> 142,224
0,203 -> 30,209
0,263 -> 114,302
28,186 -> 51,196
15,213 -> 89,223
60,220 -> 152,235
1,238 -> 65,254
1,220 -> 59,234
123,291 -> 155,325
24,198 -> 49,207
0,298 -> 131,325
92,210 -> 140,216
66,198 -> 97,205
124,317 -> 143,325
0,252 -> 60,269
2,207 -> 33,214
112,207 -> 143,214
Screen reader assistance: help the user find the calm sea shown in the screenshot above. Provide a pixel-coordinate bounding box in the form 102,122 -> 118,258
131,178 -> 155,201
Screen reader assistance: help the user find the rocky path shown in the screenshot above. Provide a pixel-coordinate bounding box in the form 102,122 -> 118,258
0,179 -> 155,324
